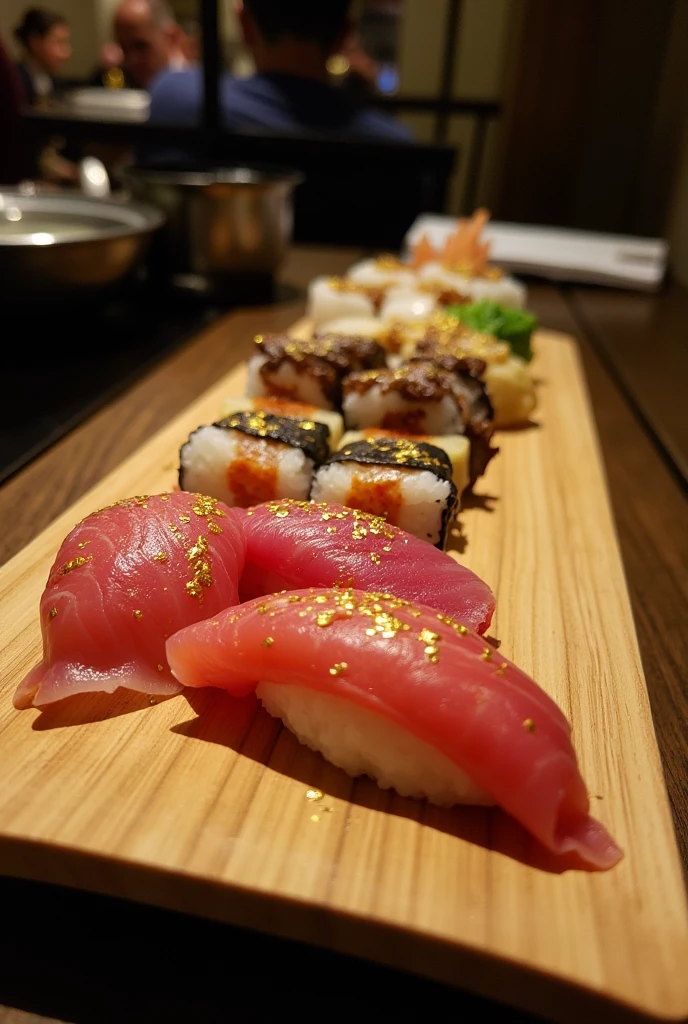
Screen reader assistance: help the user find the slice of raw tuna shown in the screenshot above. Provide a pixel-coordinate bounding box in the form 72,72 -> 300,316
14,492 -> 246,709
238,499 -> 495,635
166,587 -> 622,871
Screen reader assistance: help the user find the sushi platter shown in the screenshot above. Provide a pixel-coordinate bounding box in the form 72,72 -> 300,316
1,225 -> 688,1023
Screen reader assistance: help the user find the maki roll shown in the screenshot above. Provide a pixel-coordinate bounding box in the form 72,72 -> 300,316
246,332 -> 387,411
409,353 -> 494,428
342,363 -> 464,435
345,255 -> 416,289
379,287 -> 438,322
179,411 -> 329,508
310,437 -> 458,547
412,318 -> 511,366
408,355 -> 497,486
307,276 -> 385,327
338,428 -> 470,496
409,209 -> 527,308
220,395 -> 344,449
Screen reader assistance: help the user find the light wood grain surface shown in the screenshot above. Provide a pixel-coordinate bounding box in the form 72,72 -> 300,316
1,318 -> 687,1023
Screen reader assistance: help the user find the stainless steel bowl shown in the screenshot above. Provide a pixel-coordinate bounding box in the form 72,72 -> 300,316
123,166 -> 303,290
0,189 -> 164,301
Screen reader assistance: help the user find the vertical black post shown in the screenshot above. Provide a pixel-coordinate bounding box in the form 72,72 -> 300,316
200,0 -> 221,154
464,114 -> 487,211
436,0 -> 462,144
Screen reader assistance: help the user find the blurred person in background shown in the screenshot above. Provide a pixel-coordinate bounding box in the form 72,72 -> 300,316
13,7 -> 71,107
113,0 -> 189,90
179,18 -> 201,65
149,0 -> 412,141
13,7 -> 77,184
0,34 -> 30,183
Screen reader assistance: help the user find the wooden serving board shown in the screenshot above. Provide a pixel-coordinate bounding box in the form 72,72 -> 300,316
1,325 -> 687,1023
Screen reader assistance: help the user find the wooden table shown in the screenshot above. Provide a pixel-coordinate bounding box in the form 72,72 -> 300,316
1,248 -> 686,1024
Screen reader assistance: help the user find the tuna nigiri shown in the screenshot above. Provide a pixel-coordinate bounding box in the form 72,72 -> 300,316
14,492 -> 246,709
167,588 -> 622,870
238,499 -> 495,635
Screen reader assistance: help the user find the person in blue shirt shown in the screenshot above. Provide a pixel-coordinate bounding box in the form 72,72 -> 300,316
148,0 -> 413,143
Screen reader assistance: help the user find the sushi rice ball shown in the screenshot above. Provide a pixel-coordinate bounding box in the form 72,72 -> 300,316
379,287 -> 438,322
307,275 -> 376,327
346,256 -> 417,289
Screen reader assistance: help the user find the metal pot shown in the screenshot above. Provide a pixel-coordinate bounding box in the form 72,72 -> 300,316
0,188 -> 164,301
123,165 -> 303,290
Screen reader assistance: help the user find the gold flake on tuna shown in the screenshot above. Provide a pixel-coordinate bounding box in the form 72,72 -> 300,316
192,494 -> 227,519
60,555 -> 91,575
185,535 -> 213,601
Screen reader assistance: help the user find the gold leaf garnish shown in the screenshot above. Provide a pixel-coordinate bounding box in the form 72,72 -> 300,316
185,535 -> 213,601
60,555 -> 90,575
191,494 -> 227,519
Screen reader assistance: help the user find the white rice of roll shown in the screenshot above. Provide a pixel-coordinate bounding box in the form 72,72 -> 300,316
257,682 -> 492,806
179,425 -> 316,507
417,262 -> 526,309
379,287 -> 437,322
246,353 -> 337,409
342,388 -> 462,434
310,461 -> 452,546
339,429 -> 470,496
468,275 -> 527,309
346,257 -> 417,289
416,261 -> 470,291
483,355 -> 537,427
307,275 -> 375,327
221,396 -> 344,449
